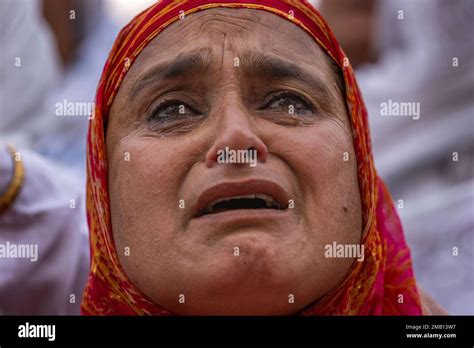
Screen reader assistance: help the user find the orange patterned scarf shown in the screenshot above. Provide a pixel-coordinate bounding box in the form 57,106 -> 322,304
82,0 -> 422,315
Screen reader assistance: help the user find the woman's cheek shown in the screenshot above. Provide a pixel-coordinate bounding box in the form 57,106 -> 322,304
282,123 -> 349,191
282,122 -> 361,232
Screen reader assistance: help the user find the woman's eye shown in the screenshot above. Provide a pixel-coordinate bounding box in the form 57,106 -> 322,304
148,100 -> 199,121
262,93 -> 314,115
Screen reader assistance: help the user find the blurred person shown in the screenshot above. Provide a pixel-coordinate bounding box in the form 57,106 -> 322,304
317,0 -> 378,68
42,0 -> 100,67
0,0 -> 61,149
36,0 -> 120,177
0,144 -> 89,314
0,0 -> 91,314
366,0 -> 474,315
320,0 -> 474,314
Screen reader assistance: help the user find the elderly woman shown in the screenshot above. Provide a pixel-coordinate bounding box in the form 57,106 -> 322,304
2,0 -> 450,316
78,0 -> 448,315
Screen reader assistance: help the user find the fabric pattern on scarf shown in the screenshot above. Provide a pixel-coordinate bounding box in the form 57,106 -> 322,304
81,0 -> 422,315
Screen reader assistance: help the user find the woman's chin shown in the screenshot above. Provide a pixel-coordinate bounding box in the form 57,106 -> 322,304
160,249 -> 312,315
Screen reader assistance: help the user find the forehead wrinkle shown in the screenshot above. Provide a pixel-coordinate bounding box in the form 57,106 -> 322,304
191,10 -> 267,36
149,9 -> 278,52
181,9 -> 319,57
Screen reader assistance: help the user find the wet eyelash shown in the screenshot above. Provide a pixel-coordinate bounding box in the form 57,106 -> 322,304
259,91 -> 315,112
147,99 -> 200,122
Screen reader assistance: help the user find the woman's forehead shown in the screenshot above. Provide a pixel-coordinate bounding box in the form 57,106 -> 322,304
130,7 -> 332,76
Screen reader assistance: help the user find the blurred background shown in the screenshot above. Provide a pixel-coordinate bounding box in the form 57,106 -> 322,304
0,0 -> 473,314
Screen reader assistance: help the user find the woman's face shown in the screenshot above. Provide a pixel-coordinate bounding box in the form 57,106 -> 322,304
106,8 -> 362,315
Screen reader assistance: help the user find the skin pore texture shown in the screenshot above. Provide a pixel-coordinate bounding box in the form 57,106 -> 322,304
106,8 -> 362,315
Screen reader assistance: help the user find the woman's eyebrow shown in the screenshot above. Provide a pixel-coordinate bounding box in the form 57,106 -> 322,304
130,48 -> 334,103
241,52 -> 334,101
130,48 -> 212,98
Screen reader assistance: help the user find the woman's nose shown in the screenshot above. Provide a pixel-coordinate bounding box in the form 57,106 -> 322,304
205,100 -> 268,168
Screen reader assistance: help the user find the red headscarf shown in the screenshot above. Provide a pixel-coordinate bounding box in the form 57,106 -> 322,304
82,0 -> 422,315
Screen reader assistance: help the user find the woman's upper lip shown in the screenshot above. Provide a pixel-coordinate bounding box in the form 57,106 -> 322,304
192,179 -> 290,218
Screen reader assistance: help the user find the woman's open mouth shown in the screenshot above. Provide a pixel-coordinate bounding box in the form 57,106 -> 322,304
192,179 -> 290,219
200,193 -> 283,216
